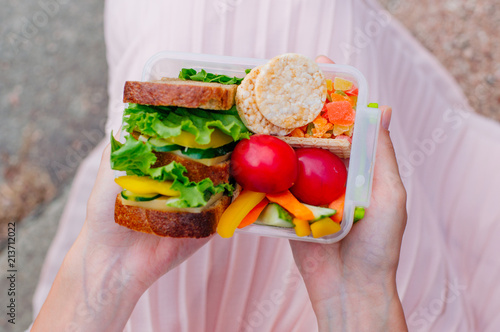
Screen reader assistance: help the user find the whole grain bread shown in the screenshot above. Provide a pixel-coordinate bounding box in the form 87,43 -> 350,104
152,151 -> 230,185
123,79 -> 237,110
115,194 -> 231,238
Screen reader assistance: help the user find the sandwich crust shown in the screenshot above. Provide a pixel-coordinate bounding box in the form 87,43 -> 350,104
115,194 -> 231,238
123,79 -> 237,110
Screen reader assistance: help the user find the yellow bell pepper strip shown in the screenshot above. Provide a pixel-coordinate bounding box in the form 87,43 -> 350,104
293,218 -> 311,237
266,190 -> 315,221
217,190 -> 266,238
115,175 -> 179,196
238,198 -> 269,229
310,218 -> 341,238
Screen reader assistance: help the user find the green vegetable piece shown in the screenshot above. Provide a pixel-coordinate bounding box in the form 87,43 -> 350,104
368,103 -> 379,108
306,123 -> 314,136
303,204 -> 336,222
122,104 -> 250,145
121,190 -> 161,202
334,90 -> 347,96
245,68 -> 252,74
256,203 -> 294,228
353,207 -> 366,223
110,134 -> 233,208
178,68 -> 245,85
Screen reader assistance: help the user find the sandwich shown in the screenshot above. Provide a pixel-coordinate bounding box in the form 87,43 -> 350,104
110,69 -> 250,238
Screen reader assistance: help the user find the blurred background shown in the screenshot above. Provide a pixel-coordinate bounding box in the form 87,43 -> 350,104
0,0 -> 499,330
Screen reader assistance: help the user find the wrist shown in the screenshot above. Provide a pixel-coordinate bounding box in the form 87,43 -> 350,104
33,225 -> 147,331
309,277 -> 407,332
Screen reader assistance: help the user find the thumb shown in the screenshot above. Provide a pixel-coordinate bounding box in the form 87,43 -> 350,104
370,106 -> 407,217
315,55 -> 335,64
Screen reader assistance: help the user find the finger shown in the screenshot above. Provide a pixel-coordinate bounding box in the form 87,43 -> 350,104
374,106 -> 402,181
315,55 -> 335,64
370,106 -> 407,218
87,139 -> 122,222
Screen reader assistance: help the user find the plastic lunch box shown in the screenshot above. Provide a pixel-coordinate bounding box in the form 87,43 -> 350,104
140,51 -> 381,244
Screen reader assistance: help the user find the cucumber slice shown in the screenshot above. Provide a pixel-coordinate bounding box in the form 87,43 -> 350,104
303,204 -> 337,222
120,190 -> 162,202
255,203 -> 294,228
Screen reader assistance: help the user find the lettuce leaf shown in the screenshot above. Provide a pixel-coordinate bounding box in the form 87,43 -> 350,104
123,104 -> 250,145
178,68 -> 244,85
110,134 -> 157,176
110,134 -> 233,207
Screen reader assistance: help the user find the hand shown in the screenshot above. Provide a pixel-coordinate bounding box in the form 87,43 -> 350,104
289,56 -> 408,331
83,138 -> 211,288
33,135 -> 211,331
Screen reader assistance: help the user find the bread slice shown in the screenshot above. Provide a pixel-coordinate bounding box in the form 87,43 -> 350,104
151,151 -> 230,186
114,194 -> 231,238
123,79 -> 237,110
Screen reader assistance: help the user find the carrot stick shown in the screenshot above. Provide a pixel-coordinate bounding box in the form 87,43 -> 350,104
237,198 -> 269,229
266,190 -> 314,221
328,191 -> 345,223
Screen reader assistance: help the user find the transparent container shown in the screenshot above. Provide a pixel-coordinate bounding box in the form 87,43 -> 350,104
141,51 -> 381,244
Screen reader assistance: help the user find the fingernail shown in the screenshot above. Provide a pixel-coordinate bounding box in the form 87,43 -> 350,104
381,107 -> 392,130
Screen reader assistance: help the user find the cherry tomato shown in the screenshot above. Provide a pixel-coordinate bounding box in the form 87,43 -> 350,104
231,135 -> 297,194
290,148 -> 347,206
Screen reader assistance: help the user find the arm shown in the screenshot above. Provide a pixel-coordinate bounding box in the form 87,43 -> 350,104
32,143 -> 210,331
291,56 -> 408,332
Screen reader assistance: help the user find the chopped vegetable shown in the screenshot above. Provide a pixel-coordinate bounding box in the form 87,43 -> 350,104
310,218 -> 341,238
256,203 -> 294,228
289,128 -> 305,137
328,191 -> 346,223
238,198 -> 269,229
326,101 -> 355,126
326,78 -> 333,91
333,77 -> 353,91
266,190 -> 315,221
345,86 -> 358,96
293,218 -> 311,237
179,68 -> 245,85
115,175 -> 179,196
217,190 -> 267,238
354,207 -> 366,223
330,92 -> 351,103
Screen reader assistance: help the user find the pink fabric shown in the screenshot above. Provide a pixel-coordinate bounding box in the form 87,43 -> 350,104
31,0 -> 500,331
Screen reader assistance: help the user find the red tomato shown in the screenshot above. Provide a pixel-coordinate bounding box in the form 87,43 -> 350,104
231,135 -> 297,193
290,148 -> 347,206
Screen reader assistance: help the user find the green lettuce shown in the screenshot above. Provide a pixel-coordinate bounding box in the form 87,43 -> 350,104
123,104 -> 250,145
178,68 -> 244,85
110,134 -> 233,208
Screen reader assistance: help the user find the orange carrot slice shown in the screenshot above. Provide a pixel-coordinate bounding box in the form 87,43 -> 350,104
328,191 -> 346,223
237,198 -> 269,229
266,190 -> 315,221
326,101 -> 355,126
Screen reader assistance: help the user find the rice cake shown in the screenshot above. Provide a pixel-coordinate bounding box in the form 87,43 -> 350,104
254,54 -> 327,129
236,66 -> 292,135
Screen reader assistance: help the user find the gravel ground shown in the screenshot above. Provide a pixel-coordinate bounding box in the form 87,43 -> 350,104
380,0 -> 500,121
0,0 -> 108,241
0,0 -> 499,330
